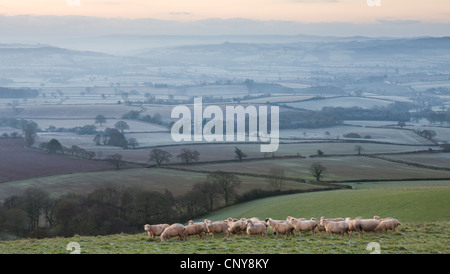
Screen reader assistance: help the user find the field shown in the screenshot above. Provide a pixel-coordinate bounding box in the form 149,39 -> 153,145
0,222 -> 447,254
0,139 -> 112,184
0,166 -> 321,201
1,179 -> 449,254
175,155 -> 450,182
203,181 -> 450,223
284,96 -> 393,111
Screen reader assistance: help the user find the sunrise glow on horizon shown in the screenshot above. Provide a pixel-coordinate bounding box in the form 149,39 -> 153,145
1,0 -> 449,23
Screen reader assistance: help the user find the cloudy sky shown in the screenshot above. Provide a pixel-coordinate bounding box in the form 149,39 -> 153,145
1,0 -> 449,23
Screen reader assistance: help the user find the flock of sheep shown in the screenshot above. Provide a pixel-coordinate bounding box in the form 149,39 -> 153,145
144,216 -> 402,241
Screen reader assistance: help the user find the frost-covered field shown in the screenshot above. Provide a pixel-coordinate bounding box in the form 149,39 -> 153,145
285,96 -> 393,110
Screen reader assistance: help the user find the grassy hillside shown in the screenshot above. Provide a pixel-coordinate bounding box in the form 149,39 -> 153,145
0,222 -> 447,254
0,180 -> 448,254
202,181 -> 450,222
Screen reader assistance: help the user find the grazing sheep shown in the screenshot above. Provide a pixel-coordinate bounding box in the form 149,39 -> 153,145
144,224 -> 169,239
320,218 -> 349,237
311,218 -> 326,234
354,218 -> 381,236
160,224 -> 186,241
206,221 -> 229,238
265,218 -> 295,238
375,219 -> 402,233
246,220 -> 267,237
345,218 -> 362,237
290,218 -> 319,236
248,217 -> 268,228
184,223 -> 206,239
187,220 -> 208,236
228,220 -> 248,236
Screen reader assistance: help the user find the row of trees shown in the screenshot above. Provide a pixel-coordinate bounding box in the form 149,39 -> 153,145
0,170 -> 242,239
0,159 -> 333,240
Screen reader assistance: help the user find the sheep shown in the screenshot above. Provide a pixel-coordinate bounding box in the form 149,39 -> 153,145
246,220 -> 267,237
319,218 -> 349,237
353,218 -> 381,236
289,218 -> 319,236
265,218 -> 295,238
227,220 -> 248,236
344,218 -> 362,237
375,219 -> 402,233
311,218 -> 326,234
160,223 -> 186,241
187,220 -> 208,236
320,216 -> 345,222
206,221 -> 229,238
226,217 -> 238,222
184,223 -> 206,239
144,223 -> 169,239
286,216 -> 305,222
248,217 -> 268,228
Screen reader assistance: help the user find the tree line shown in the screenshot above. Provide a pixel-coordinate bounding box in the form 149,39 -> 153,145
0,170 -> 244,239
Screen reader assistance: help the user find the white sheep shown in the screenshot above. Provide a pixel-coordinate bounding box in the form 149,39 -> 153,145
319,218 -> 349,237
228,220 -> 247,235
144,223 -> 169,239
353,217 -> 381,236
206,221 -> 229,238
184,223 -> 207,239
290,218 -> 319,236
375,219 -> 402,233
265,218 -> 295,237
246,220 -> 267,237
160,223 -> 186,241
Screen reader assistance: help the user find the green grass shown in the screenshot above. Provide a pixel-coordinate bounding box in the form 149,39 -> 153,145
202,181 -> 450,222
0,180 -> 449,254
0,222 -> 448,254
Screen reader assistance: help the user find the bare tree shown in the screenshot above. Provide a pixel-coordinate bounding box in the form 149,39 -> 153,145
22,187 -> 49,231
354,145 -> 364,155
149,148 -> 172,167
115,121 -> 130,134
234,147 -> 248,161
95,114 -> 107,127
310,162 -> 326,181
193,181 -> 221,211
177,148 -> 200,164
207,171 -> 241,206
267,167 -> 285,192
128,138 -> 139,149
107,154 -> 124,170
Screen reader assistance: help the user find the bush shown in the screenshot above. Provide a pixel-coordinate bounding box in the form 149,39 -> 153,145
343,133 -> 362,138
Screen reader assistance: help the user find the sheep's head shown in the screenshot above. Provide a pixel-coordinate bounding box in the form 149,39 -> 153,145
144,224 -> 151,231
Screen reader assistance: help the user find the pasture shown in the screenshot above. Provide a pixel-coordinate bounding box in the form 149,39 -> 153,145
202,181 -> 450,223
0,222 -> 447,254
1,178 -> 448,254
0,166 -> 321,202
284,96 -> 393,111
176,155 -> 450,182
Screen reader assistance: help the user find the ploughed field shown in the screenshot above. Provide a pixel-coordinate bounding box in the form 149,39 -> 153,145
0,139 -> 112,184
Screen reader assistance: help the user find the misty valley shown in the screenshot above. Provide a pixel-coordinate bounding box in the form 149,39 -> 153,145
0,34 -> 449,252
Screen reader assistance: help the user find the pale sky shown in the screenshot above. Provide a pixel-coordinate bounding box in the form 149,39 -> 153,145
1,0 -> 450,23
